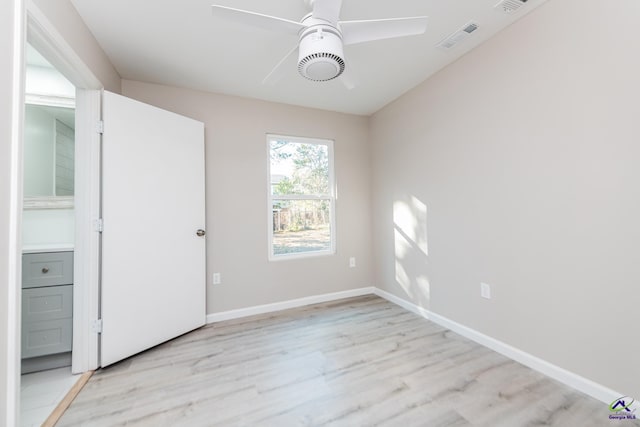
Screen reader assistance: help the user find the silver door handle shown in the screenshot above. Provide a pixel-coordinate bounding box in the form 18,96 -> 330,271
196,229 -> 206,237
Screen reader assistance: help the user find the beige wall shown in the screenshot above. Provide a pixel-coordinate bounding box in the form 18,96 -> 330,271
1,0 -> 23,423
122,80 -> 373,313
370,0 -> 640,398
32,0 -> 120,93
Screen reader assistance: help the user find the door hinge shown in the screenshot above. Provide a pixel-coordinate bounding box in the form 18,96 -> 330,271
96,120 -> 104,134
94,218 -> 104,233
92,319 -> 103,334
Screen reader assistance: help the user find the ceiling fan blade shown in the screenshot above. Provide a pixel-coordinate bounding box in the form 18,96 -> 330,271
340,16 -> 428,46
312,0 -> 343,25
211,5 -> 306,36
339,64 -> 356,90
262,43 -> 300,86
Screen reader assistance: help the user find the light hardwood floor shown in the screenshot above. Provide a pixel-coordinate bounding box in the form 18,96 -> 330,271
58,296 -> 623,426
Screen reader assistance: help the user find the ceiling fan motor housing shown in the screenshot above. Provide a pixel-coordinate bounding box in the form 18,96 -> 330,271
298,26 -> 345,82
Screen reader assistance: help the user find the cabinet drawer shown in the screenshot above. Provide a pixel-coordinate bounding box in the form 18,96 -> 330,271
22,251 -> 73,288
21,318 -> 72,359
22,285 -> 72,323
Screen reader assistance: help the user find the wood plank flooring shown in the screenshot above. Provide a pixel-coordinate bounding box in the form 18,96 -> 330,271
58,296 -> 621,426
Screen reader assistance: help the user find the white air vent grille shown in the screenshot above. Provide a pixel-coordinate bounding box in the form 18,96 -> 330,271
463,23 -> 479,34
437,21 -> 479,50
494,0 -> 528,14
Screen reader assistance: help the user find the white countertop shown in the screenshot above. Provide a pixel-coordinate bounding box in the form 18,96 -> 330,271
22,244 -> 74,254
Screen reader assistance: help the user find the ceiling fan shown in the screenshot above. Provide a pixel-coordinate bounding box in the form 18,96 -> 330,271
211,0 -> 428,89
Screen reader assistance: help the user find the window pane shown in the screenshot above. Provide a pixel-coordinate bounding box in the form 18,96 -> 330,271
270,140 -> 329,196
272,199 -> 331,256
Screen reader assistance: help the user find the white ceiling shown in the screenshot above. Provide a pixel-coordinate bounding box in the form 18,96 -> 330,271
70,0 -> 547,116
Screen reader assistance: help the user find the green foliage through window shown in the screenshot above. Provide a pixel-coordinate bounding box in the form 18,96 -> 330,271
271,141 -> 329,196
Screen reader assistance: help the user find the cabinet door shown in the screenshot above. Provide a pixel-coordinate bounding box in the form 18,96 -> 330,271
22,252 -> 73,288
22,319 -> 72,358
100,91 -> 206,367
23,285 -> 73,322
22,285 -> 73,358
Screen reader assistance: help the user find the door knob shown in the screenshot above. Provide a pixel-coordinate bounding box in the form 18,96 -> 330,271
196,229 -> 206,237
42,267 -> 49,274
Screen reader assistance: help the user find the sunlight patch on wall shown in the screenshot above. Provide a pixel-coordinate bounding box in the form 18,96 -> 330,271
393,195 -> 431,307
393,195 -> 428,256
415,275 -> 430,302
394,229 -> 411,288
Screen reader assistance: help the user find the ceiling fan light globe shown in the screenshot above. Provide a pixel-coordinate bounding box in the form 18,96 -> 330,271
302,59 -> 341,81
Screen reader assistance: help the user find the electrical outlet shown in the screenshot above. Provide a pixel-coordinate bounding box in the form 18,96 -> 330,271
213,273 -> 221,285
349,257 -> 356,268
480,282 -> 491,299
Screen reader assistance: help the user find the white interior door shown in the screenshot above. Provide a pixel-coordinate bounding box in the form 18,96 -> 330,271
101,91 -> 206,367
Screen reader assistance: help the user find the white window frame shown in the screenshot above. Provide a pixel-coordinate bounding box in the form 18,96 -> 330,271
267,134 -> 336,261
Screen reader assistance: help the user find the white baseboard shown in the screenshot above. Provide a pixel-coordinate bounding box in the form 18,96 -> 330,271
373,287 -> 621,405
206,287 -> 375,324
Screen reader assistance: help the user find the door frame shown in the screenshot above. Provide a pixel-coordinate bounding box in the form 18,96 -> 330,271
4,0 -> 102,422
3,1 -> 25,425
27,0 -> 103,375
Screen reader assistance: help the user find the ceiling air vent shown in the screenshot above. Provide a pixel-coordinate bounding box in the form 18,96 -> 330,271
494,0 -> 529,14
437,22 -> 479,50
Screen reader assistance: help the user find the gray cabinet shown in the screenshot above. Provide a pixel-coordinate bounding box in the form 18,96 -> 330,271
21,251 -> 73,373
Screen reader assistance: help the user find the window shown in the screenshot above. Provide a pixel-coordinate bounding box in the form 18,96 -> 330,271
267,134 -> 335,259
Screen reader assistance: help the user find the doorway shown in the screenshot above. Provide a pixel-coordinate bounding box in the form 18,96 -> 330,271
16,2 -> 103,423
20,42 -> 79,426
